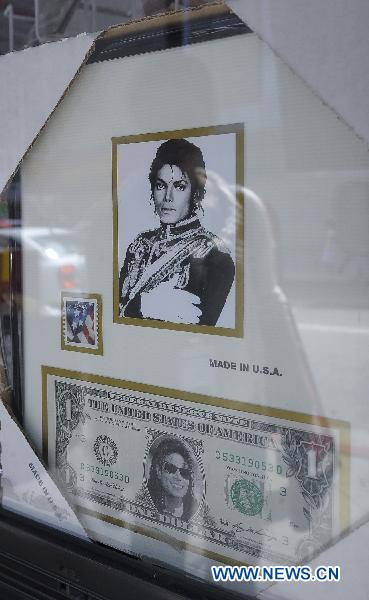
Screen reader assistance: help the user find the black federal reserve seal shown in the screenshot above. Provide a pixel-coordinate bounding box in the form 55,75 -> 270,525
93,435 -> 118,467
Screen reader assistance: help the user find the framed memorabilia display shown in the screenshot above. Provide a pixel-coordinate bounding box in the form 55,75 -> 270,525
3,2 -> 369,598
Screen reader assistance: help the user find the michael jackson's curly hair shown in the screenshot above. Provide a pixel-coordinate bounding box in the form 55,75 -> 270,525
149,138 -> 207,212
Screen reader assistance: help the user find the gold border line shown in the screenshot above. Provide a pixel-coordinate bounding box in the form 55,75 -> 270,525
112,123 -> 245,338
42,365 -> 49,462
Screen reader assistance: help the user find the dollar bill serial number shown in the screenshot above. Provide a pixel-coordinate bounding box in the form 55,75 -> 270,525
215,450 -> 283,474
80,462 -> 130,483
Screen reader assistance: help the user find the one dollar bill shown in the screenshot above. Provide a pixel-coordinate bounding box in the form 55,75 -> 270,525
44,367 -> 348,565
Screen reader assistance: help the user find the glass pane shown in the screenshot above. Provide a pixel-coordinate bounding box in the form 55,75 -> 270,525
1,3 -> 368,598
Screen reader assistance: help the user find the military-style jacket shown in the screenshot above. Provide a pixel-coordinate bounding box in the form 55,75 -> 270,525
119,216 -> 235,326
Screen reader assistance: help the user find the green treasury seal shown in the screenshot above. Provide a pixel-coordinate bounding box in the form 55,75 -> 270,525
230,479 -> 263,516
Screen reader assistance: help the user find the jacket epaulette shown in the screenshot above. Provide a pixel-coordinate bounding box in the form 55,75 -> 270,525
203,230 -> 232,255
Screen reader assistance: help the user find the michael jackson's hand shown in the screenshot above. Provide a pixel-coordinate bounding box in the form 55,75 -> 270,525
141,281 -> 201,324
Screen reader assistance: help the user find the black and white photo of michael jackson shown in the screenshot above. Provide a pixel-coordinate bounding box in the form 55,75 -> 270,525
119,138 -> 235,326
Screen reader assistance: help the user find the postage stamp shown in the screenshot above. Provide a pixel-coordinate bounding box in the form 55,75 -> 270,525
61,293 -> 103,355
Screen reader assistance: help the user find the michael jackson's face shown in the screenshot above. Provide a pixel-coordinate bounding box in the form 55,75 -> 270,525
153,164 -> 192,224
156,452 -> 191,499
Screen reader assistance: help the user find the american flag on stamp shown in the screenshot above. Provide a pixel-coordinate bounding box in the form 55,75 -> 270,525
66,301 -> 96,345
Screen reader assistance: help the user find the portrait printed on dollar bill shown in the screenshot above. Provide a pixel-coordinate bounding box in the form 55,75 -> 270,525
61,293 -> 103,355
112,124 -> 244,337
144,433 -> 205,522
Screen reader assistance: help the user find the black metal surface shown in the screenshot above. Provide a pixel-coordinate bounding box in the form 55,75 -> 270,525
7,171 -> 23,424
0,507 -> 249,600
88,9 -> 252,64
